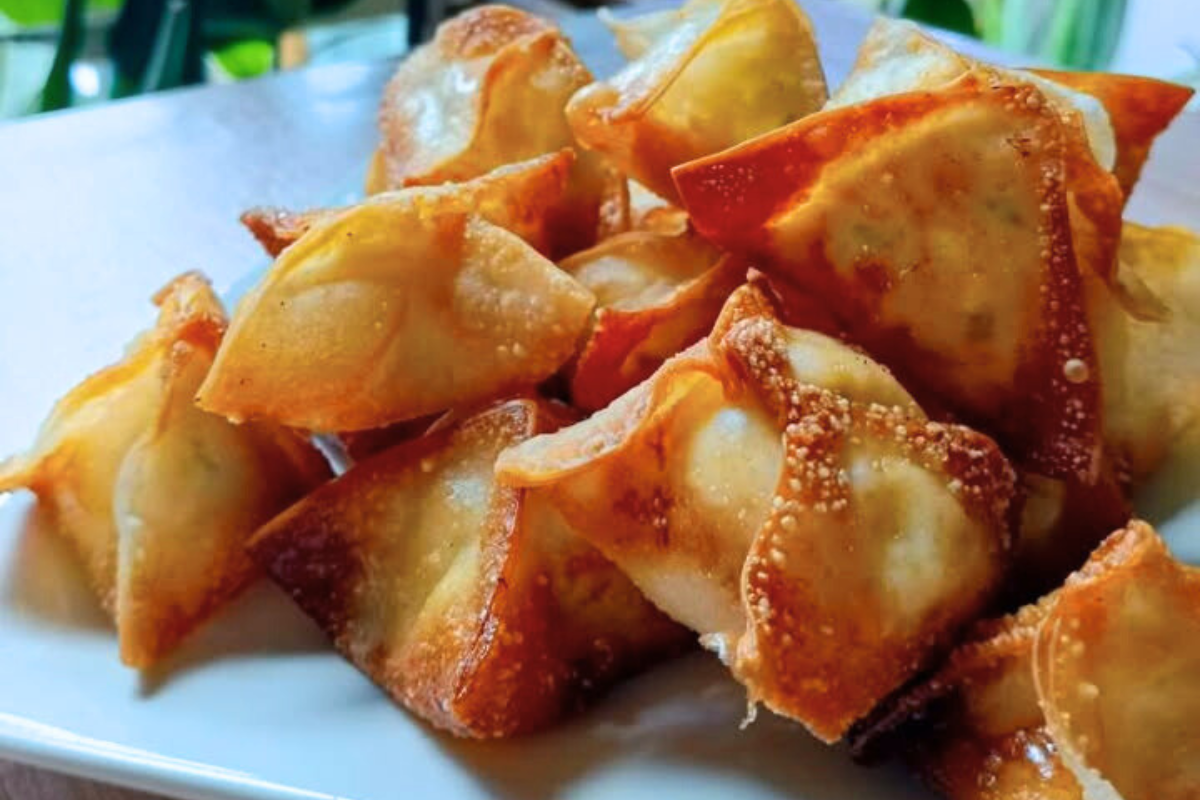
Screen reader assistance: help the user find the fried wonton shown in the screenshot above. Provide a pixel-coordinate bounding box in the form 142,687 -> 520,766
854,592 -> 1076,798
0,273 -> 330,668
566,0 -> 827,204
497,284 -> 1015,741
675,71 -> 1102,482
197,186 -> 596,433
1034,522 -> 1200,800
1087,222 -> 1200,484
822,19 -> 1189,305
1028,69 -> 1194,200
249,398 -> 689,737
242,151 -> 580,259
860,521 -> 1200,800
369,5 -> 613,256
561,226 -> 743,410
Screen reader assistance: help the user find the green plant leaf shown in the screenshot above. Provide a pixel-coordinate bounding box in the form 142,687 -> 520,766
966,0 -> 1004,43
209,37 -> 272,78
977,0 -> 1127,70
0,0 -> 66,26
901,0 -> 977,36
0,0 -> 122,26
38,0 -> 83,110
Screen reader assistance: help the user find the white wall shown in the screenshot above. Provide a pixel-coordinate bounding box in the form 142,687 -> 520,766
1110,0 -> 1199,80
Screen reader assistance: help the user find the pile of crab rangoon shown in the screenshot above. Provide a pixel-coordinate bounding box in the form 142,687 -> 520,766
4,1 -> 1200,797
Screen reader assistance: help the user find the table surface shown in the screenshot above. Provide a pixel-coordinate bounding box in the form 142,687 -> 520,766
0,0 -> 1196,798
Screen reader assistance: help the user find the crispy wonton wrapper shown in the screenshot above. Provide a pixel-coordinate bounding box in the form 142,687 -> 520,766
857,521 -> 1200,800
828,19 -> 1191,203
242,151 -> 579,259
198,185 -> 596,433
1034,522 -> 1200,800
0,273 -> 330,668
823,19 -> 1187,307
826,20 -> 1117,171
855,591 -> 1077,798
249,398 -> 689,737
369,5 -> 616,256
498,284 -> 1015,742
1087,222 -> 1200,484
1000,223 -> 1200,600
1028,69 -> 1193,200
566,0 -> 827,204
561,225 -> 743,410
675,69 -> 1102,482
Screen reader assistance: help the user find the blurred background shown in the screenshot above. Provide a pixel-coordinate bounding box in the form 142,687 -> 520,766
0,0 -> 1196,120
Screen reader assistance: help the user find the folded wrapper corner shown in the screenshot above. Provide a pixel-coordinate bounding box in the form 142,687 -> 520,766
561,224 -> 744,410
242,151 -> 582,261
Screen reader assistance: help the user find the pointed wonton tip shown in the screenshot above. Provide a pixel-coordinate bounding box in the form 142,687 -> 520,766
1030,69 -> 1194,199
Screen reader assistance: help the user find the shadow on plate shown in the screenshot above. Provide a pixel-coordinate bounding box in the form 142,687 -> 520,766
2,501 -> 111,631
0,496 -> 330,690
137,581 -> 331,697
439,652 -> 934,800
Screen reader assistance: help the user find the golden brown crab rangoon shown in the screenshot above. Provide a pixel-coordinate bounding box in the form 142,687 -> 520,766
498,284 -> 1016,742
5,4 -> 1200,785
248,398 -> 690,737
856,521 -> 1200,800
366,4 -> 624,256
197,165 -> 598,434
566,0 -> 828,204
0,274 -> 330,668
